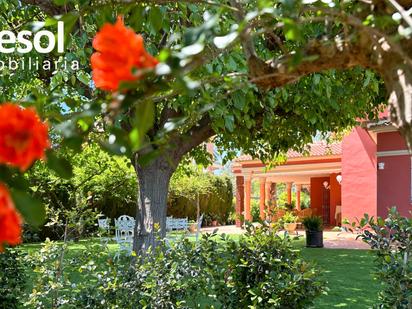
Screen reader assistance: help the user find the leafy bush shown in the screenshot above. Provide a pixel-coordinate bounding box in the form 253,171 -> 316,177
356,208 -> 412,308
283,202 -> 295,211
303,216 -> 323,232
26,224 -> 325,308
0,249 -> 27,309
251,199 -> 260,222
226,223 -> 325,308
26,143 -> 137,240
281,211 -> 298,224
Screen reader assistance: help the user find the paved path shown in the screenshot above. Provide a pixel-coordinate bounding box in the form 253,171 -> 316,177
200,225 -> 370,249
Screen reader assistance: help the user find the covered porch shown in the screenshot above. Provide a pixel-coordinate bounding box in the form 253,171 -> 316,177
232,142 -> 343,227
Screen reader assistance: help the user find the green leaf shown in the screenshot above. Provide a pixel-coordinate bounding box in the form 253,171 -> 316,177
76,71 -> 90,86
149,7 -> 163,32
224,115 -> 235,132
58,12 -> 80,42
130,6 -> 145,32
129,128 -> 141,149
282,18 -> 302,41
46,150 -> 73,179
10,189 -> 45,227
131,101 -> 155,150
233,91 -> 246,110
313,74 -> 321,85
325,84 -> 331,99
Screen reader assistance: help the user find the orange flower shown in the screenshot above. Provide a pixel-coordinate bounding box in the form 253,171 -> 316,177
0,184 -> 22,252
91,16 -> 159,92
0,103 -> 50,171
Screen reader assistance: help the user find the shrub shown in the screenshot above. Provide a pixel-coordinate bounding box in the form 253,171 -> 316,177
355,207 -> 412,308
251,199 -> 260,222
302,216 -> 323,232
0,249 -> 27,309
283,202 -> 295,211
26,224 -> 325,308
226,223 -> 325,308
26,143 -> 137,240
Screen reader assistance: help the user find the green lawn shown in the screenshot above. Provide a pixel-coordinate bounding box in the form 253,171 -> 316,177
298,245 -> 379,308
21,236 -> 380,308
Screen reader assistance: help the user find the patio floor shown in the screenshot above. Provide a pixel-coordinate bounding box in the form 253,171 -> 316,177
199,225 -> 370,249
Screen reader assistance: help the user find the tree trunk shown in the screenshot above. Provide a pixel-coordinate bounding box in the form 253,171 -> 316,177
196,193 -> 200,241
131,116 -> 214,254
133,156 -> 174,254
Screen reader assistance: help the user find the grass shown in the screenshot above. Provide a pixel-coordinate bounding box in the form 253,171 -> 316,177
20,235 -> 380,308
299,246 -> 379,308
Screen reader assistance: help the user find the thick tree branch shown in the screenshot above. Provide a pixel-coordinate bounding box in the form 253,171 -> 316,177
173,114 -> 215,161
230,0 -> 270,83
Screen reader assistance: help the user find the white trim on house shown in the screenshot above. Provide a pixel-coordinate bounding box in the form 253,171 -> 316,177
377,150 -> 411,157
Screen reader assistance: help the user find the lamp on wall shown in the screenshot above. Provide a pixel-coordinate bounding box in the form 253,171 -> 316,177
336,174 -> 342,185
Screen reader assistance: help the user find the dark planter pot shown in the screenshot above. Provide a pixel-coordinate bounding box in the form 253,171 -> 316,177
305,230 -> 323,248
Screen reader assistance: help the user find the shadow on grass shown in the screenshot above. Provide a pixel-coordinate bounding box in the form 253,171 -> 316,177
296,243 -> 379,309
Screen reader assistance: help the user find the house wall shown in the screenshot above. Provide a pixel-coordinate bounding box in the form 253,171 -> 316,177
377,132 -> 411,217
342,127 -> 377,223
310,176 -> 329,218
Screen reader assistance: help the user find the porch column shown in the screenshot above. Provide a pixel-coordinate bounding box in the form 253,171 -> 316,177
265,180 -> 272,218
265,181 -> 272,203
287,182 -> 292,204
270,182 -> 277,208
296,184 -> 302,211
244,175 -> 252,222
268,182 -> 277,219
235,176 -> 244,227
259,177 -> 266,220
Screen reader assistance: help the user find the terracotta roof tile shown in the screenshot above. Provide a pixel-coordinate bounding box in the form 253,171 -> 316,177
234,141 -> 342,162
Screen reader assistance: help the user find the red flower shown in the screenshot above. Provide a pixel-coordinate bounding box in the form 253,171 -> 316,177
0,103 -> 50,171
0,184 -> 22,252
91,16 -> 159,92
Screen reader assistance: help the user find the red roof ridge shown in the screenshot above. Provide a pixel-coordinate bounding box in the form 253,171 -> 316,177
234,141 -> 342,162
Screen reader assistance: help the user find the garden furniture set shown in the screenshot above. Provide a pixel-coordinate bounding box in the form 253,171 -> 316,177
97,215 -> 190,257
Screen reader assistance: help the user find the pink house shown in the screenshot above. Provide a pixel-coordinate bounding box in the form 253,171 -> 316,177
232,121 -> 412,227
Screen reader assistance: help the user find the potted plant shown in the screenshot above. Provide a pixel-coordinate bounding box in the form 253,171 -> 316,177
202,214 -> 212,227
302,216 -> 323,248
282,212 -> 298,234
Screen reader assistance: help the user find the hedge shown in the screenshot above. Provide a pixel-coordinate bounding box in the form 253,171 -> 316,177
168,174 -> 233,224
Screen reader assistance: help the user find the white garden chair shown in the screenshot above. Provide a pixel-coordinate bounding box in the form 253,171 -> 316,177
97,217 -> 111,247
114,215 -> 135,258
